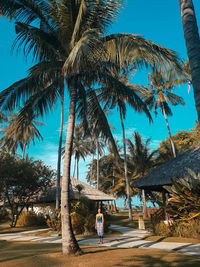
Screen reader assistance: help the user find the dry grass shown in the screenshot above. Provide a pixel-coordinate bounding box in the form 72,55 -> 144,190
108,212 -> 151,229
0,224 -> 48,234
0,240 -> 200,267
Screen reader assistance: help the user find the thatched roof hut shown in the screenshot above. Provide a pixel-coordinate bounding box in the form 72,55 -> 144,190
132,144 -> 200,192
33,177 -> 116,203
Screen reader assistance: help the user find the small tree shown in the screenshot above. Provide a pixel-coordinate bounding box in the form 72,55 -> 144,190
0,152 -> 55,227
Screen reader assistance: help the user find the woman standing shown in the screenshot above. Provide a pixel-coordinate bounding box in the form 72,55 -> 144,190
95,208 -> 104,244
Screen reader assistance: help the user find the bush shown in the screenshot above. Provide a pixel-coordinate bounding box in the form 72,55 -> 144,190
0,208 -> 10,222
71,213 -> 85,234
46,199 -> 110,235
46,209 -> 61,231
17,211 -> 46,227
153,221 -> 173,237
173,219 -> 200,239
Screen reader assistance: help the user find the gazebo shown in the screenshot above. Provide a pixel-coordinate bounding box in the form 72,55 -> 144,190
33,177 -> 116,203
132,144 -> 200,192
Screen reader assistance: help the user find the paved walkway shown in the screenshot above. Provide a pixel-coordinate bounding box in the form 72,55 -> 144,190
0,225 -> 200,258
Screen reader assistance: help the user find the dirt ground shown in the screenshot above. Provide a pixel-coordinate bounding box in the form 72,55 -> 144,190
0,241 -> 200,267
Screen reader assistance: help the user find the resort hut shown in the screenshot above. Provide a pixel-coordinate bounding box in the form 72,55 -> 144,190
33,177 -> 116,207
132,144 -> 200,192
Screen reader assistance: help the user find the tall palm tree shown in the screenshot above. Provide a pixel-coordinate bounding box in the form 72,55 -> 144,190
127,132 -> 157,218
100,70 -> 152,221
0,0 -> 183,255
143,71 -> 185,158
179,0 -> 200,121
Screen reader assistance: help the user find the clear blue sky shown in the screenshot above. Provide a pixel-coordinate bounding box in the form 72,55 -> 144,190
0,1 -> 200,206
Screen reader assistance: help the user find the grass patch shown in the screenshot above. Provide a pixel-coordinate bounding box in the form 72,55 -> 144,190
0,224 -> 48,234
0,240 -> 200,267
143,235 -> 200,244
108,212 -> 151,229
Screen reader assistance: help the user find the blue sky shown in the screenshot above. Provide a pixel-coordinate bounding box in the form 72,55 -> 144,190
0,1 -> 200,207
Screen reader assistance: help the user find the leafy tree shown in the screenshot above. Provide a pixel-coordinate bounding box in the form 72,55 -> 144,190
157,124 -> 200,164
0,152 -> 55,227
179,0 -> 200,121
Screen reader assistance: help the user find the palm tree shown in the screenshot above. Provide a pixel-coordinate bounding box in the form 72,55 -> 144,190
127,132 -> 157,218
71,124 -> 91,180
179,0 -> 200,121
0,111 -> 44,158
143,71 -> 185,158
100,70 -> 152,221
0,0 -> 183,255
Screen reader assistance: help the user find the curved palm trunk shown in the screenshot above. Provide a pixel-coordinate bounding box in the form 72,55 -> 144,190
179,0 -> 200,121
73,156 -> 76,178
77,157 -> 79,180
22,143 -> 26,159
61,85 -> 81,256
96,139 -> 100,190
120,109 -> 132,221
161,104 -> 176,158
56,92 -> 64,210
142,189 -> 148,218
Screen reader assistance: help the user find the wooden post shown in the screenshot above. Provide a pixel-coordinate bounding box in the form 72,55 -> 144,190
138,213 -> 145,230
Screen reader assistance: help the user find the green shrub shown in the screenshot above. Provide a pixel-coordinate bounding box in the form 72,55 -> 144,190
17,211 -> 46,227
153,221 -> 173,237
46,209 -> 61,231
0,208 -> 10,222
46,199 -> 110,235
173,219 -> 200,239
71,213 -> 85,234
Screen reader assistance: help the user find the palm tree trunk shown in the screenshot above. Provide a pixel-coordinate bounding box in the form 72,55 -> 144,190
77,157 -> 79,180
73,156 -> 76,178
179,0 -> 200,121
161,104 -> 176,158
142,189 -> 148,218
22,143 -> 26,159
56,92 -> 64,210
96,139 -> 100,190
120,109 -> 132,221
61,84 -> 81,256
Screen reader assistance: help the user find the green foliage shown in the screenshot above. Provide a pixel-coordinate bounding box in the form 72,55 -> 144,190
17,211 -> 46,227
152,169 -> 200,239
152,219 -> 200,239
0,208 -> 10,222
172,220 -> 200,239
46,199 -> 109,235
46,210 -> 61,232
165,169 -> 200,221
0,152 -> 55,227
154,221 -> 172,237
157,123 -> 200,164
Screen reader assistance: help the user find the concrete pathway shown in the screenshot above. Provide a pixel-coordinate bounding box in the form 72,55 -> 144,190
0,225 -> 200,258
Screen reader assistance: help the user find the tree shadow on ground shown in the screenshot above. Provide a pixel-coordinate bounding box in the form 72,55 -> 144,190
114,253 -> 200,267
0,241 -> 60,264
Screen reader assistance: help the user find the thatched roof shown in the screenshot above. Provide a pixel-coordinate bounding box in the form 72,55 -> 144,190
33,177 -> 116,203
132,144 -> 200,192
